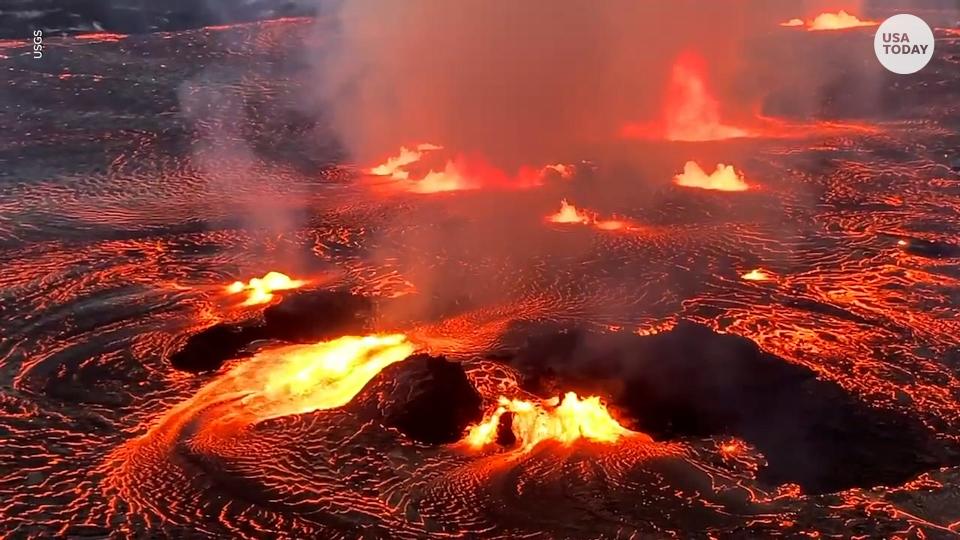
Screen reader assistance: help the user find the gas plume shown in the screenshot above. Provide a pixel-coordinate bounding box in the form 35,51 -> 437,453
311,0 -> 800,170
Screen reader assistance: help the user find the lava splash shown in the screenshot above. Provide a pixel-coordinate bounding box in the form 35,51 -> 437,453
621,51 -> 751,142
781,10 -> 879,31
226,271 -> 306,306
673,161 -> 750,192
369,147 -> 551,194
466,392 -> 642,451
547,200 -> 632,231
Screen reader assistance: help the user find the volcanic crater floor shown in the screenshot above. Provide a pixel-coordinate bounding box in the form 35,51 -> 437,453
1,14 -> 960,540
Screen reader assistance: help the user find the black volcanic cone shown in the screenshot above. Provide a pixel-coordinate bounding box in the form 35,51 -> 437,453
169,290 -> 372,373
503,320 -> 958,494
379,354 -> 484,445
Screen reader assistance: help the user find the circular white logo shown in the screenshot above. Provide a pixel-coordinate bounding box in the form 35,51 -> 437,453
874,14 -> 934,74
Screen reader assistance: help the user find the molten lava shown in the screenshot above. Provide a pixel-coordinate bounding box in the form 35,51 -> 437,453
121,334 -> 416,448
370,146 -> 559,194
546,200 -> 632,231
369,143 -> 443,179
225,271 -> 306,306
741,268 -> 773,281
781,10 -> 878,31
622,51 -> 750,142
543,164 -> 574,178
673,161 -> 750,192
241,334 -> 415,421
548,199 -> 592,225
466,392 -> 635,451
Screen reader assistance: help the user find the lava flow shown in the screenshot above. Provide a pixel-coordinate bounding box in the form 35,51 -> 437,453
369,146 -> 551,194
225,271 -> 306,306
368,143 -> 443,179
466,392 -> 641,451
673,161 -> 750,191
237,334 -> 416,422
621,51 -> 751,142
780,10 -> 878,31
140,334 -> 415,433
547,199 -> 632,231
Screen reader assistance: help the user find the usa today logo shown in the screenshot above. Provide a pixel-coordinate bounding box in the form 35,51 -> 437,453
874,14 -> 934,74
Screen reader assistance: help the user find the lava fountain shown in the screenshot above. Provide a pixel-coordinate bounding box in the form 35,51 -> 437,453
741,268 -> 774,281
225,271 -> 306,306
369,143 -> 443,180
466,392 -> 643,452
547,200 -> 632,231
673,161 -> 750,192
548,199 -> 593,225
621,51 -> 751,142
780,10 -> 878,31
369,145 -> 569,194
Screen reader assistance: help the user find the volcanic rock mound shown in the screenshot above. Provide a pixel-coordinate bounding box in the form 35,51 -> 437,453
169,289 -> 372,372
505,320 -> 959,493
377,354 -> 484,444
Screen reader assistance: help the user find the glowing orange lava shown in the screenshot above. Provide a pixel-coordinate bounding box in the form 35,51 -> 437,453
741,268 -> 773,281
240,334 -> 415,421
370,146 -> 558,194
546,200 -> 633,231
719,439 -> 744,457
75,32 -> 127,42
548,199 -> 593,225
622,52 -> 751,142
369,143 -> 443,180
543,164 -> 574,178
467,392 -> 637,451
673,161 -> 750,192
781,10 -> 878,31
225,271 -> 305,306
126,334 -> 416,437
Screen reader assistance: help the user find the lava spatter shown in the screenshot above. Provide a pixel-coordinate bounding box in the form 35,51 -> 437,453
781,11 -> 879,32
673,161 -> 750,191
466,391 -> 643,451
225,271 -> 306,306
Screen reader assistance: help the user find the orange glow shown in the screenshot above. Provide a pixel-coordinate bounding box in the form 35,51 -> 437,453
130,334 -> 415,434
369,143 -> 443,179
548,199 -> 593,225
240,334 -> 415,421
781,11 -> 878,31
673,161 -> 750,192
546,200 -> 634,232
543,163 -> 574,178
75,32 -> 127,42
466,392 -> 634,451
622,52 -> 750,142
594,219 -> 628,231
225,271 -> 305,306
370,143 -> 575,194
412,159 -> 478,193
719,439 -> 743,457
372,148 -> 549,194
741,268 -> 773,281
621,52 -> 882,142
